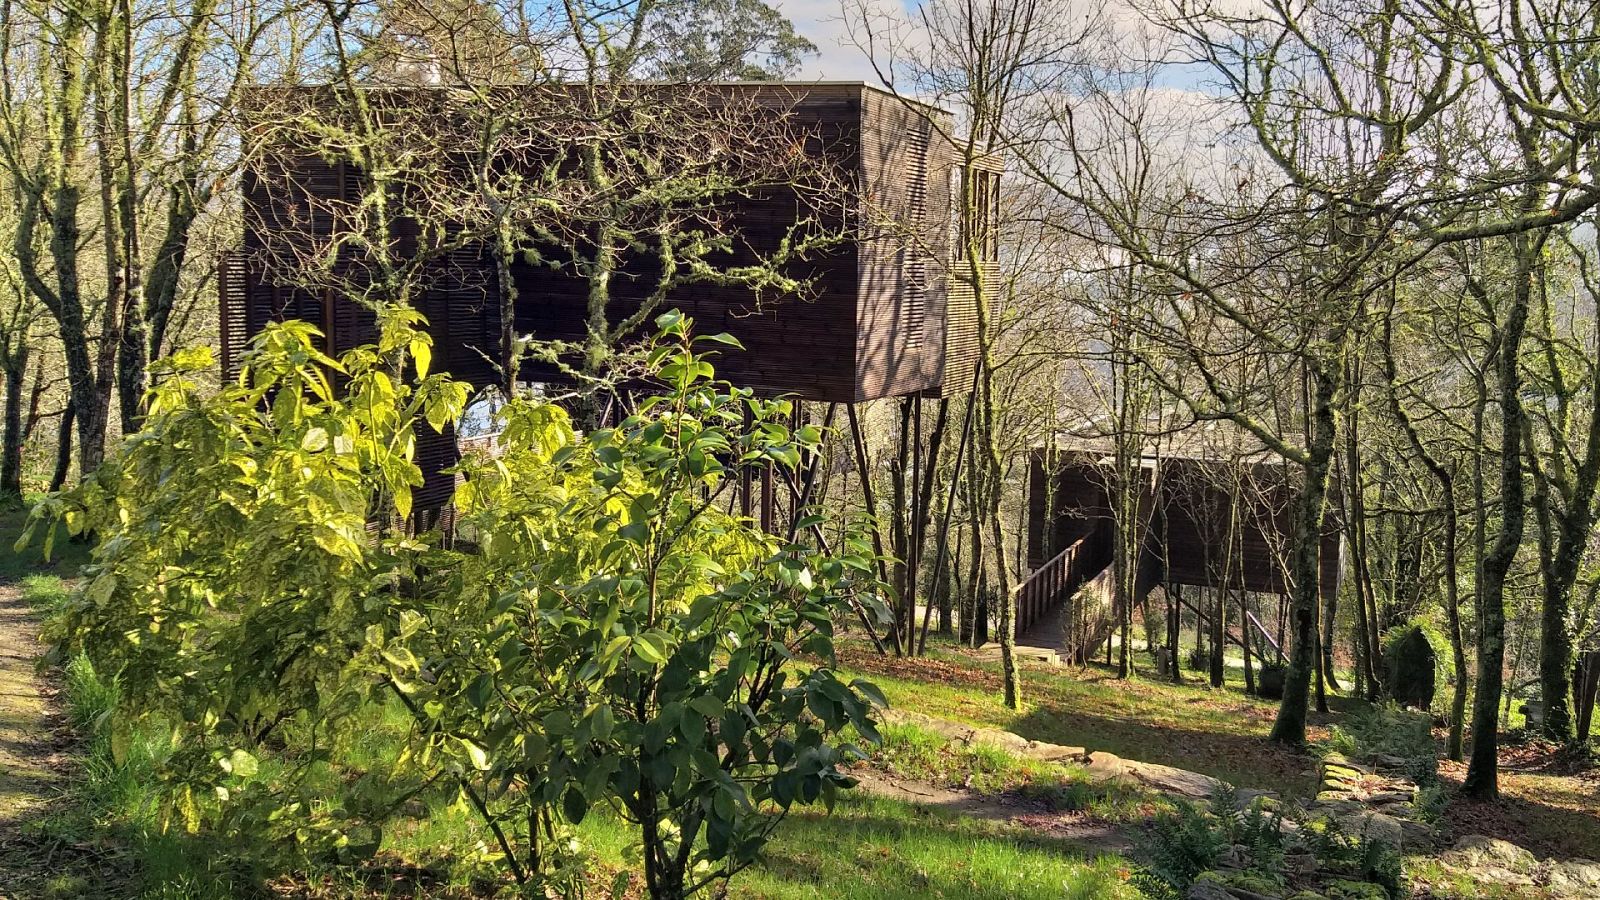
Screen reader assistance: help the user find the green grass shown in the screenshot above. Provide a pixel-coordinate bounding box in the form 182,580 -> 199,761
34,635 -> 1152,899
838,639 -> 1326,798
871,720 -> 1164,823
0,498 -> 92,582
577,794 -> 1143,900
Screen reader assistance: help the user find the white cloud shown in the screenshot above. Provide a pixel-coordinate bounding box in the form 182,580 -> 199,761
771,0 -> 910,83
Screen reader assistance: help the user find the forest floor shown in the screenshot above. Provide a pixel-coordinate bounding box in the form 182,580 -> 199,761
0,576 -> 62,896
839,638 -> 1600,863
0,510 -> 113,898
1,502 -> 1597,897
837,640 -> 1336,799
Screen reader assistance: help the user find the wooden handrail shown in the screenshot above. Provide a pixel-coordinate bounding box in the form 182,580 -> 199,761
1012,535 -> 1096,637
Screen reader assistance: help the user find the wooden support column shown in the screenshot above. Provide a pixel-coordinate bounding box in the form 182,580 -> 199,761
740,404 -> 754,519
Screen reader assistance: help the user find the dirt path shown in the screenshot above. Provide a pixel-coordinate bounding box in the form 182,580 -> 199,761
0,581 -> 59,824
850,769 -> 1138,857
0,573 -> 96,896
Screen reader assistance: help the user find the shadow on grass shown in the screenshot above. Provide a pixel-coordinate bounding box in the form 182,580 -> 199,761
840,646 -> 1329,798
0,502 -> 92,585
1436,764 -> 1600,860
1009,705 -> 1319,798
727,797 -> 1140,900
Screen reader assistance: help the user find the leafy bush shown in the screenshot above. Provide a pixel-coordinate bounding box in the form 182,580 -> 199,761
1138,800 -> 1228,892
1380,616 -> 1455,715
31,311 -> 888,899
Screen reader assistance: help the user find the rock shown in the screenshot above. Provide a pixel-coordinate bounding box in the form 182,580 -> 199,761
1284,850 -> 1319,877
1256,663 -> 1287,699
1312,796 -> 1364,816
1334,811 -> 1405,849
1235,788 -> 1281,808
1322,763 -> 1368,781
1397,818 -> 1436,849
1362,789 -> 1413,805
1188,881 -> 1236,900
1372,753 -> 1410,772
1025,741 -> 1090,763
1546,858 -> 1600,895
1446,834 -> 1538,875
1125,759 -> 1225,799
1216,843 -> 1252,869
1193,869 -> 1287,899
1080,750 -> 1131,782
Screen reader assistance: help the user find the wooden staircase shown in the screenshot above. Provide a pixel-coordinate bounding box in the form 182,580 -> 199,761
1011,531 -> 1115,648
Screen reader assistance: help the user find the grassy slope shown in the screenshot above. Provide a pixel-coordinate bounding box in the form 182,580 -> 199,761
838,639 -> 1325,798
14,499 -> 1598,896
576,796 -> 1142,900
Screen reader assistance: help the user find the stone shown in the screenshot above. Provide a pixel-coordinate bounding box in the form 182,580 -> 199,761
1322,763 -> 1368,781
1445,834 -> 1538,875
1522,699 -> 1545,729
1235,788 -> 1282,808
1155,646 -> 1175,676
1125,759 -> 1225,799
1386,626 -> 1437,710
1193,869 -> 1287,899
1372,753 -> 1410,772
1216,843 -> 1252,869
1312,796 -> 1364,815
1397,818 -> 1436,849
1188,881 -> 1236,900
1284,851 -> 1319,877
1080,750 -> 1131,782
1334,811 -> 1405,849
1546,858 -> 1600,895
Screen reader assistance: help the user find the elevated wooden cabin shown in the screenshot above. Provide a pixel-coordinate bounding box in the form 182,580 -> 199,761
219,82 -> 999,519
221,82 -> 992,402
1027,448 -> 1342,598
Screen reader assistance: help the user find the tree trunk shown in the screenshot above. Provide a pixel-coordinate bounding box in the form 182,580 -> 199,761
1463,240 -> 1537,800
1270,367 -> 1337,746
1240,589 -> 1255,695
0,343 -> 27,496
50,402 -> 75,492
1210,585 -> 1226,688
1168,583 -> 1182,684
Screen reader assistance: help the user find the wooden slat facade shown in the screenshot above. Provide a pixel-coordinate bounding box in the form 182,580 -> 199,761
222,83 -> 978,403
1027,449 -> 1343,601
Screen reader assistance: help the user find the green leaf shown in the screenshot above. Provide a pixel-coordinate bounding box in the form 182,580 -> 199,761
410,337 -> 432,379
688,695 -> 724,718
590,703 -> 615,741
852,679 -> 890,710
467,674 -> 494,710
633,632 -> 669,665
225,749 -> 259,779
562,786 -> 589,824
458,737 -> 491,771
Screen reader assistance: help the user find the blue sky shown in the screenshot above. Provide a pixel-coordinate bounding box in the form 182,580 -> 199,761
770,0 -> 907,82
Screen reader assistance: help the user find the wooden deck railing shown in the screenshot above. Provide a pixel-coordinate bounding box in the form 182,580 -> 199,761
1013,534 -> 1101,638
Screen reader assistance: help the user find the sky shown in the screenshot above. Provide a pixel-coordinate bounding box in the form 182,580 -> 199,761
769,0 -> 906,83
769,0 -> 1239,93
